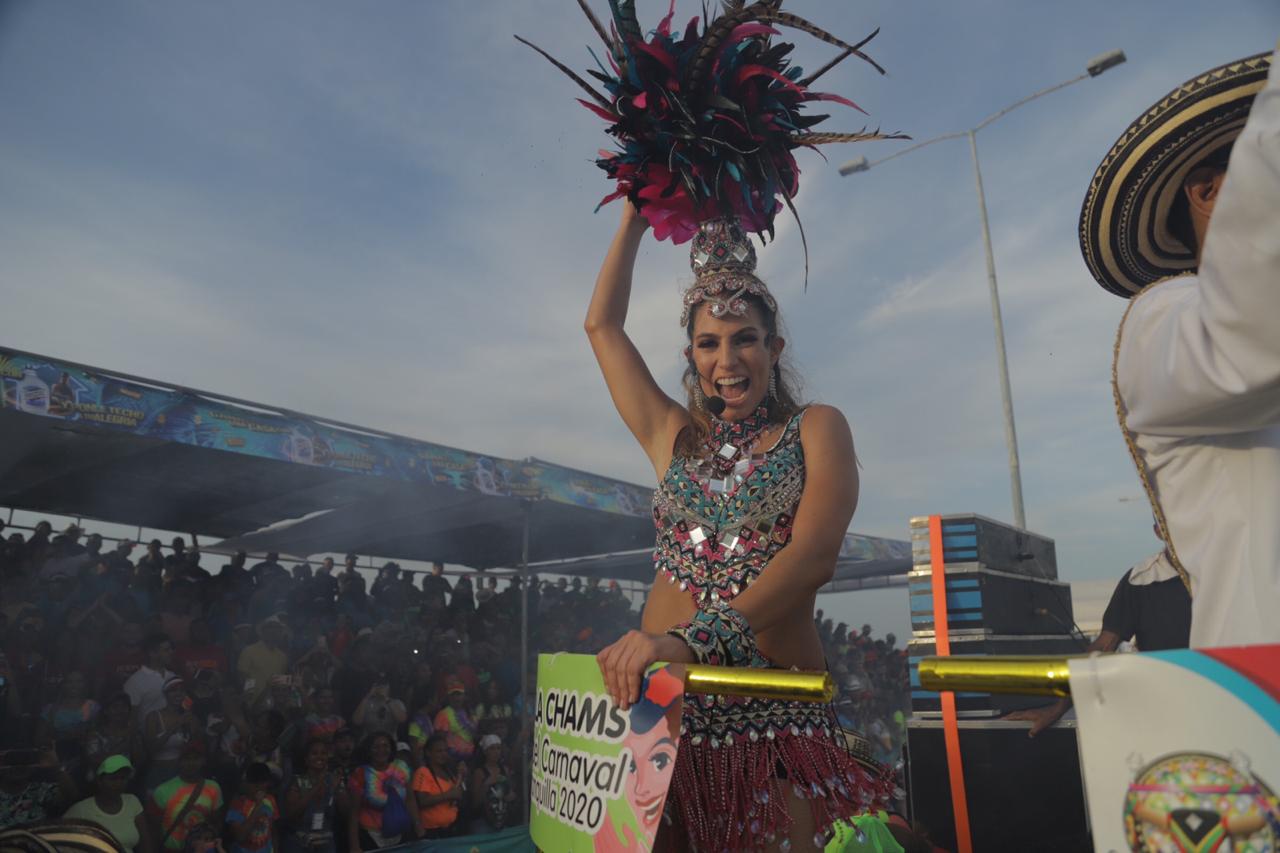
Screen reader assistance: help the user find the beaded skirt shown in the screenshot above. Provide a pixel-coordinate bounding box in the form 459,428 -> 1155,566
668,688 -> 893,851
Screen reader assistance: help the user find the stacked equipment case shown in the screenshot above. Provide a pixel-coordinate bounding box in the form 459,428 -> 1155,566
906,513 -> 1085,717
903,514 -> 1092,849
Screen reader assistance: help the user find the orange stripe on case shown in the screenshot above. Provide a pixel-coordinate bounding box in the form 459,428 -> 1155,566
930,514 -> 972,853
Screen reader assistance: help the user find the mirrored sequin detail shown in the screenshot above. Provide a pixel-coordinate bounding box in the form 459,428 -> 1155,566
655,407 -> 895,851
653,408 -> 805,605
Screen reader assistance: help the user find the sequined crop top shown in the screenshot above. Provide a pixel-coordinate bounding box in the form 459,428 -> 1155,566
652,407 -> 807,607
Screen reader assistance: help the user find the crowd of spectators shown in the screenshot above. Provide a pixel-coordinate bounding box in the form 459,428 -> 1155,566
0,519 -> 911,851
0,520 -> 635,851
816,610 -> 912,766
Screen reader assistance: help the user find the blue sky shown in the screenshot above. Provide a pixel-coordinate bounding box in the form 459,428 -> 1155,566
1,2 -> 1275,637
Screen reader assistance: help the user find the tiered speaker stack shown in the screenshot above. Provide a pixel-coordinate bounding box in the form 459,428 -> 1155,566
902,514 -> 1092,851
906,513 -> 1082,717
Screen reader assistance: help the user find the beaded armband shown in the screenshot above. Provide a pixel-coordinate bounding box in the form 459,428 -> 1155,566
667,602 -> 770,668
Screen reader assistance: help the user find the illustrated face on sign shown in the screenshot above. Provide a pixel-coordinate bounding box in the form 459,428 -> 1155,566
623,721 -> 677,836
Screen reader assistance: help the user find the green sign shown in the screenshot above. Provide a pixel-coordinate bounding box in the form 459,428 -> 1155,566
530,654 -> 685,852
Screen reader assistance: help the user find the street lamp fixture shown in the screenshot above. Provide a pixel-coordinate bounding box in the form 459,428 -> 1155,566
838,52 -> 1126,530
1087,49 -> 1127,77
837,156 -> 869,176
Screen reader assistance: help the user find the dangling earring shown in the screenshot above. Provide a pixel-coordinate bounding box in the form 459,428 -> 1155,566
692,380 -> 707,411
768,366 -> 778,401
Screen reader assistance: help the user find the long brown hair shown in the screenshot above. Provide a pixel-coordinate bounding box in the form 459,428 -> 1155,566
676,291 -> 804,457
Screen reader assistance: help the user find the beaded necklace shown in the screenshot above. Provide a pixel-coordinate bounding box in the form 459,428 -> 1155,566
703,405 -> 773,473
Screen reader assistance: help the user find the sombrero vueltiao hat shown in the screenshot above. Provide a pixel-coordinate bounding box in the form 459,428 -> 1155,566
1080,51 -> 1272,297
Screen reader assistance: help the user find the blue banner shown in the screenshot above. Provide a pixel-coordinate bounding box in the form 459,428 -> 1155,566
0,347 -> 652,518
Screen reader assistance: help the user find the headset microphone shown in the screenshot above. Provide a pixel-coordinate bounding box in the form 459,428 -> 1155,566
689,356 -> 728,416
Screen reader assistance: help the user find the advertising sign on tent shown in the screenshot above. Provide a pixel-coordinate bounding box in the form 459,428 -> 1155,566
0,347 -> 654,517
531,654 -> 686,852
1069,645 -> 1280,851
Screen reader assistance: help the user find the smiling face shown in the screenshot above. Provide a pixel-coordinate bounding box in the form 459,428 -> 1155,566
623,722 -> 677,835
689,301 -> 783,420
306,741 -> 329,773
165,684 -> 186,710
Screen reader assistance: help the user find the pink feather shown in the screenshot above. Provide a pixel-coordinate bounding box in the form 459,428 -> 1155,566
576,98 -> 620,122
724,23 -> 778,49
596,188 -> 628,208
656,0 -> 677,37
735,64 -> 804,95
712,112 -> 750,136
631,39 -> 678,77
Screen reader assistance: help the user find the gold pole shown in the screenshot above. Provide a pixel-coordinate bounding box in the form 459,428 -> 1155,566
684,665 -> 833,703
917,656 -> 1075,697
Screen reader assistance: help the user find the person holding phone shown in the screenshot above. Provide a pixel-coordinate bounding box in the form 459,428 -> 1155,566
284,739 -> 346,853
144,678 -> 195,792
350,678 -> 404,742
226,763 -> 279,853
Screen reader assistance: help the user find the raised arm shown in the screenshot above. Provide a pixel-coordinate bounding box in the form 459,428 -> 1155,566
585,202 -> 688,476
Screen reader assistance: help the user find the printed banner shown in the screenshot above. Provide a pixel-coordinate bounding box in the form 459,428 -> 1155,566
1068,645 -> 1280,852
0,348 -> 652,517
531,653 -> 685,852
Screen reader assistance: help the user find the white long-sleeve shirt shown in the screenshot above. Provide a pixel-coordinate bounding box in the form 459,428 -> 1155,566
1114,50 -> 1280,648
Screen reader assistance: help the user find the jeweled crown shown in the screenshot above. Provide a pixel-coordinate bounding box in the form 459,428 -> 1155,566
681,219 -> 776,327
690,219 -> 758,276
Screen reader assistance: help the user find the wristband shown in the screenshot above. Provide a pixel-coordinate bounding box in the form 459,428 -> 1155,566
667,602 -> 769,668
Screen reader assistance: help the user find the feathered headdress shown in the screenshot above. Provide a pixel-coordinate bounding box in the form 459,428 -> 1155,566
517,0 -> 905,281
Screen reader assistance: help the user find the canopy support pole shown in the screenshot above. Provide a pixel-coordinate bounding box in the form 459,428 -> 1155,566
520,500 -> 531,824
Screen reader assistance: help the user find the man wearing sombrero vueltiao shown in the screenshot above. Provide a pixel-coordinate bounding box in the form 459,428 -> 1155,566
1078,44 -> 1278,648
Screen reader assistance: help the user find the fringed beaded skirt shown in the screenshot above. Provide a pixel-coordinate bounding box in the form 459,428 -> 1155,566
668,692 -> 894,852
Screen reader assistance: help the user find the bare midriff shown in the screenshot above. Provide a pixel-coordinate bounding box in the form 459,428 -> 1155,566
642,573 -> 827,671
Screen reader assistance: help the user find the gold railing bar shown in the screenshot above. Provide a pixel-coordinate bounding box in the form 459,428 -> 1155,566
683,665 -> 834,703
918,656 -> 1076,697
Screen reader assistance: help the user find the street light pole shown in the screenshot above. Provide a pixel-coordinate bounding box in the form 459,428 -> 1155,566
967,128 -> 1025,529
839,50 -> 1125,530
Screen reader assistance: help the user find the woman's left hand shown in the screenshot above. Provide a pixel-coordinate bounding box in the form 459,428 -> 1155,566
596,631 -> 693,711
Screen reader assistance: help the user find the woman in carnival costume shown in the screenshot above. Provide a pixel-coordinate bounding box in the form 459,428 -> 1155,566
521,2 -> 903,848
